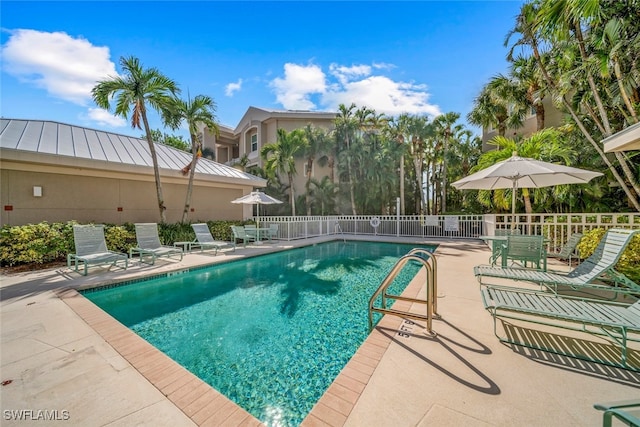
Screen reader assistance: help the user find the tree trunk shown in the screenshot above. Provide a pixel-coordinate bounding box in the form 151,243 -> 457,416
399,154 -> 405,215
141,110 -> 166,223
522,188 -> 532,214
306,158 -> 313,216
181,135 -> 200,223
347,157 -> 357,215
289,172 -> 296,216
535,103 -> 545,131
614,59 -> 638,121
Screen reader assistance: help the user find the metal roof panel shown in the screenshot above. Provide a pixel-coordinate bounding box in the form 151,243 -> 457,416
0,119 -> 265,185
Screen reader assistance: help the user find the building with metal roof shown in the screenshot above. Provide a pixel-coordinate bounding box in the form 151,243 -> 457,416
0,118 -> 267,226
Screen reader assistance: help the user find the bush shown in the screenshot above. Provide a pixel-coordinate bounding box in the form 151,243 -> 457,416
0,221 -> 75,266
105,225 -> 136,254
0,220 -> 251,269
577,228 -> 640,284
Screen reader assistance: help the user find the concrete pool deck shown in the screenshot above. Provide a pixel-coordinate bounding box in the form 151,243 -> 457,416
1,236 -> 638,426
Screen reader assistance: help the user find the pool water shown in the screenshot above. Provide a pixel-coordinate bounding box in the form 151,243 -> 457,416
84,241 -> 436,426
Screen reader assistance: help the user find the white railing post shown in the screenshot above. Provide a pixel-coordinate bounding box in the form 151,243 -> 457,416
396,197 -> 400,237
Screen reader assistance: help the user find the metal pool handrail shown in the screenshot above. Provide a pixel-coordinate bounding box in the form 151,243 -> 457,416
368,248 -> 439,335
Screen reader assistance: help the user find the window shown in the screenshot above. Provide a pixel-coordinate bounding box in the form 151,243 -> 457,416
251,134 -> 258,152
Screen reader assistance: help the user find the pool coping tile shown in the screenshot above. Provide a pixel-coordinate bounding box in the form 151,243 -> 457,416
58,287 -> 265,427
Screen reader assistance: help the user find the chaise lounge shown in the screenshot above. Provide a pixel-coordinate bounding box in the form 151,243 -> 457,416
130,223 -> 184,265
230,225 -> 256,247
547,232 -> 583,267
68,224 -> 128,276
190,223 -> 235,254
481,286 -> 640,371
474,228 -> 640,296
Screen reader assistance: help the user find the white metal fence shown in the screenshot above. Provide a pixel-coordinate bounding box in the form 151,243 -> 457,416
258,213 -> 639,251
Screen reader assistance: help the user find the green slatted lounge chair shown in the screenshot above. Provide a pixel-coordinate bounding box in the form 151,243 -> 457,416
244,224 -> 258,240
474,228 -> 640,296
231,225 -> 256,247
481,286 -> 640,371
594,400 -> 640,427
190,223 -> 235,254
267,224 -> 279,241
68,224 -> 128,276
130,223 -> 184,265
547,233 -> 583,267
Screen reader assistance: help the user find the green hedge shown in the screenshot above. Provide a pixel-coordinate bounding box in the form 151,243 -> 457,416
0,220 -> 253,267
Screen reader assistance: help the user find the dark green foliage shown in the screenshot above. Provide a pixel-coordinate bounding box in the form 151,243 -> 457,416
0,220 -> 252,268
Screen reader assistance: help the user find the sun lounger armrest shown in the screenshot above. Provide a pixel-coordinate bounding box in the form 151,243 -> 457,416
594,400 -> 640,427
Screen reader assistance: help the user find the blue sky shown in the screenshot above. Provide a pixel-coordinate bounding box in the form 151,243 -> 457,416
1,1 -> 524,139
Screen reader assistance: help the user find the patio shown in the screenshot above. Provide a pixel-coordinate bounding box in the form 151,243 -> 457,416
1,236 -> 638,426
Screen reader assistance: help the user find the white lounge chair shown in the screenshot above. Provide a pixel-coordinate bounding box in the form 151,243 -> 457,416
67,224 -> 128,275
130,223 -> 183,265
190,223 -> 235,254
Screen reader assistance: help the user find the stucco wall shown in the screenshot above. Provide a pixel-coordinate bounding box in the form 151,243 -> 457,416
1,168 -> 248,226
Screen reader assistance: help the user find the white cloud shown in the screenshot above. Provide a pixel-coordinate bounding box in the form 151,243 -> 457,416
225,79 -> 242,97
270,62 -> 441,118
1,29 -> 117,106
269,63 -> 326,110
86,108 -> 127,127
329,64 -> 372,85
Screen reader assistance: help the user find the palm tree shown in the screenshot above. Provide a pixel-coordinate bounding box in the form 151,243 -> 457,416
302,125 -> 332,215
467,86 -> 509,139
92,56 -> 179,222
166,94 -> 219,223
468,74 -> 526,141
505,1 -> 640,210
261,128 -> 307,216
433,112 -> 462,213
510,55 -> 547,131
334,103 -> 359,214
386,115 -> 411,214
407,115 -> 433,214
310,176 -> 337,215
476,128 -> 583,214
447,130 -> 482,211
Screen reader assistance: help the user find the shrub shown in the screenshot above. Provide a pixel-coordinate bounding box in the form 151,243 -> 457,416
0,220 -> 250,269
104,225 -> 136,253
0,221 -> 75,266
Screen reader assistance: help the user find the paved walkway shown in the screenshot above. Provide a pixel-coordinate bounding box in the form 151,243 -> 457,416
1,237 -> 638,426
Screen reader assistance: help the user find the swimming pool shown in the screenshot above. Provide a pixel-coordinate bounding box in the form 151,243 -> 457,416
83,241 -> 436,426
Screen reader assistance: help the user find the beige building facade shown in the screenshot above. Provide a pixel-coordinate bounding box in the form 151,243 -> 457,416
200,107 -> 337,211
0,119 -> 266,226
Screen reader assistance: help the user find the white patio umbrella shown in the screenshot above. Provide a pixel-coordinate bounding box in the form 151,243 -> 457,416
231,191 -> 283,241
452,153 -> 603,226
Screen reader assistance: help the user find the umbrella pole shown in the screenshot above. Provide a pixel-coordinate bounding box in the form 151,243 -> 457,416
511,181 -> 517,230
